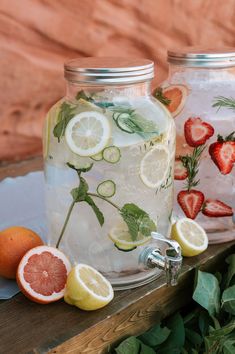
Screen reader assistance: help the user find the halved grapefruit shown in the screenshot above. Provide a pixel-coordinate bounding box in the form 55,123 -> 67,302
162,85 -> 188,118
17,246 -> 71,304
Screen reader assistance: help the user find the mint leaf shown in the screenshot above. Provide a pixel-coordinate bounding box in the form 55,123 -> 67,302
71,177 -> 88,202
84,195 -> 104,226
193,270 -> 220,316
67,162 -> 93,174
222,285 -> 235,315
120,203 -> 156,241
153,87 -> 171,106
138,323 -> 170,347
53,102 -> 76,142
76,90 -> 93,102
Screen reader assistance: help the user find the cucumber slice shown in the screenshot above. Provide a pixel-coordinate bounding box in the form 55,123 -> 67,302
97,180 -> 116,198
114,243 -> 137,252
116,113 -> 135,134
103,146 -> 121,164
90,151 -> 103,161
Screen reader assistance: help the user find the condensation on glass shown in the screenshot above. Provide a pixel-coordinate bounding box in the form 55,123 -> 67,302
43,57 -> 175,289
160,48 -> 235,243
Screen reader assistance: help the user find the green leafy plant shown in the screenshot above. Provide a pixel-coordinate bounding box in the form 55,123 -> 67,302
113,254 -> 235,353
53,102 -> 76,142
56,163 -> 156,248
212,96 -> 235,111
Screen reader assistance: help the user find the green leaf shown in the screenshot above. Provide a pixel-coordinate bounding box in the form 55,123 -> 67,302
198,311 -> 210,336
206,320 -> 235,339
222,285 -> 235,315
76,90 -> 93,102
157,313 -> 185,353
67,162 -> 93,174
71,177 -> 88,202
225,255 -> 235,287
193,270 -> 220,316
153,87 -> 171,106
138,323 -> 170,347
223,339 -> 235,354
84,195 -> 104,226
185,328 -> 203,348
120,203 -> 156,241
53,102 -> 76,141
115,336 -> 154,354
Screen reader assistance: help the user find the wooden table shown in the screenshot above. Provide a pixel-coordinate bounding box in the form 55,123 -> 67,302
0,157 -> 234,354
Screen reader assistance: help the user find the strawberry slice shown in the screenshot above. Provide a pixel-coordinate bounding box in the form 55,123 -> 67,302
184,117 -> 214,147
209,141 -> 235,175
202,199 -> 233,217
177,190 -> 205,219
174,158 -> 188,180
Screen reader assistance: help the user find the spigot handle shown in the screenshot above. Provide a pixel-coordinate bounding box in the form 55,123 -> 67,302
151,232 -> 181,257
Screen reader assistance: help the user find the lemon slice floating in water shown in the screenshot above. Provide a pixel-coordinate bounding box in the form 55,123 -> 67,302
65,111 -> 110,156
140,144 -> 170,189
171,218 -> 208,257
64,264 -> 114,311
109,224 -> 152,251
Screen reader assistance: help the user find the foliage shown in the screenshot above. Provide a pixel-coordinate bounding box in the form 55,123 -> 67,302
113,254 -> 235,354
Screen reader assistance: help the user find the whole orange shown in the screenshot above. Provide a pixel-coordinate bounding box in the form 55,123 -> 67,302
0,226 -> 44,279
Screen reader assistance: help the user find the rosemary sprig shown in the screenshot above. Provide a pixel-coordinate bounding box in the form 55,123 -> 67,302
153,87 -> 171,106
181,145 -> 205,191
212,96 -> 235,111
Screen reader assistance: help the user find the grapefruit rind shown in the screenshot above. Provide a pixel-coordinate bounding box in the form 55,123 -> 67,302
162,85 -> 188,118
17,246 -> 71,304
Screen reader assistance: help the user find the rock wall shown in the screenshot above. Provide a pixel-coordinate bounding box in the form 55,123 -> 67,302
0,0 -> 234,162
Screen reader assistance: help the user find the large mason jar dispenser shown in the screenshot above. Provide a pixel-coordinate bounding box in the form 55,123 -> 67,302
43,57 -> 181,289
159,48 -> 235,243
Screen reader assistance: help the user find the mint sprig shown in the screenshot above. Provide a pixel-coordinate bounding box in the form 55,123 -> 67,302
53,102 -> 76,142
56,163 -> 156,249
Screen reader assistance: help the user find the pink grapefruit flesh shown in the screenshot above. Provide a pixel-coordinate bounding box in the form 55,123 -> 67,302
163,85 -> 188,117
17,246 -> 71,304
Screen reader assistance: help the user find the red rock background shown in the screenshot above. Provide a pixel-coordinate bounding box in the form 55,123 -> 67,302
0,0 -> 234,162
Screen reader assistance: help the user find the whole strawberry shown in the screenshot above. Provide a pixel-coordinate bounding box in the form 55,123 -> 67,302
184,117 -> 214,147
209,132 -> 235,175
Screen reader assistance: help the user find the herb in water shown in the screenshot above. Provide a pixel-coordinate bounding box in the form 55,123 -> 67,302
56,163 -> 156,248
213,96 -> 235,111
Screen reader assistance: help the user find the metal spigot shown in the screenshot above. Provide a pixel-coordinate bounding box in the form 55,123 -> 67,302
139,232 -> 182,286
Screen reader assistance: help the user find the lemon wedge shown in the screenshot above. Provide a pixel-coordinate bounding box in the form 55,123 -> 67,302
140,144 -> 170,188
65,111 -> 110,156
64,264 -> 114,310
171,218 -> 208,257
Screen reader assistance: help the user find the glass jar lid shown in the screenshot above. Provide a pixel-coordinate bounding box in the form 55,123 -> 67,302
64,57 -> 154,84
167,47 -> 235,68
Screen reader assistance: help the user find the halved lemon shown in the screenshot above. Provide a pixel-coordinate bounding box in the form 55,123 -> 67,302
64,264 -> 114,311
65,111 -> 110,156
171,218 -> 208,257
108,224 -> 152,251
140,144 -> 170,188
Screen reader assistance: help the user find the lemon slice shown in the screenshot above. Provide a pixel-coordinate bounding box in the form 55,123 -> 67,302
65,111 -> 111,156
171,218 -> 208,257
109,224 -> 152,251
64,264 -> 114,311
140,144 -> 170,188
